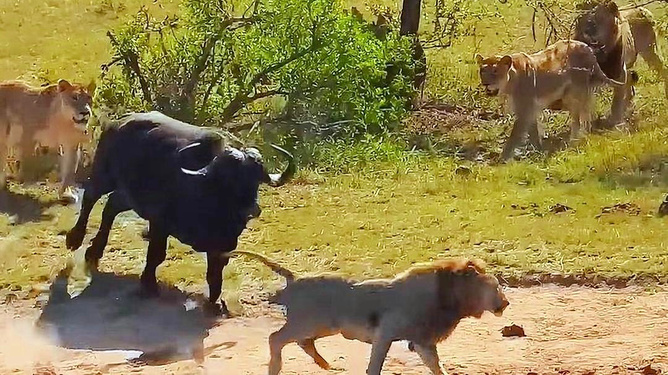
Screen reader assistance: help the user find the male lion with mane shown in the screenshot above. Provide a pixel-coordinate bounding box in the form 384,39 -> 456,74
0,79 -> 94,202
228,250 -> 509,375
476,40 -> 625,161
574,0 -> 668,126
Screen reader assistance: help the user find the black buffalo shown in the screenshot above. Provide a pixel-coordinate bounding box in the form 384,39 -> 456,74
66,111 -> 295,315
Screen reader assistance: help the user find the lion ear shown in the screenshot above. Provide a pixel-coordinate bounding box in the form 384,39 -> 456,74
465,260 -> 485,274
605,0 -> 619,16
57,79 -> 73,92
499,55 -> 513,68
86,80 -> 97,96
474,54 -> 484,66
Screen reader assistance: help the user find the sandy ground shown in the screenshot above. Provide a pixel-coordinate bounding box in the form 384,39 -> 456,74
1,283 -> 667,375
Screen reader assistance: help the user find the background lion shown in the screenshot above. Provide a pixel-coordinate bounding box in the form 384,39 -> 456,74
0,79 -> 94,202
574,0 -> 668,126
476,40 -> 624,162
229,250 -> 509,375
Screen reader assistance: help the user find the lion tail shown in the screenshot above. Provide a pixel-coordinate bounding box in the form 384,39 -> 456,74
227,250 -> 295,283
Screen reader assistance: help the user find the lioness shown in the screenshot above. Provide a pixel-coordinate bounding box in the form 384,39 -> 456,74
0,79 -> 94,202
475,40 -> 625,161
574,0 -> 668,125
227,250 -> 509,375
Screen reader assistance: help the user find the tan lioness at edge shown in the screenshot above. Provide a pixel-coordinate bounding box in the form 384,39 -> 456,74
476,40 -> 625,162
0,79 -> 94,202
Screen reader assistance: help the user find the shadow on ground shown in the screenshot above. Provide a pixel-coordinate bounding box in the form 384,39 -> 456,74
0,188 -> 57,224
35,270 -> 219,365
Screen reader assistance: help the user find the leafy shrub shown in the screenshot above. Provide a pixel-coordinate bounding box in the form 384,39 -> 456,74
96,0 -> 416,137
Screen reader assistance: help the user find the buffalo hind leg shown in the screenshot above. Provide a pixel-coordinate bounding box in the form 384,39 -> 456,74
85,192 -> 131,271
139,224 -> 168,298
206,252 -> 230,316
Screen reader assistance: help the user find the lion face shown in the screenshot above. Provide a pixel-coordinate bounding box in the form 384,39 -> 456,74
659,195 -> 668,217
466,272 -> 509,318
56,79 -> 94,130
438,260 -> 510,319
475,54 -> 513,96
574,1 -> 620,56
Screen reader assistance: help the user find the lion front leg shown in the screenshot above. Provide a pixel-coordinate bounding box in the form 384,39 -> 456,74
608,73 -> 634,127
58,144 -> 80,204
501,108 -> 538,162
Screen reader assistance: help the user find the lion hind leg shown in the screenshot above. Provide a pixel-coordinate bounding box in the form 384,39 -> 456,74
413,343 -> 447,375
269,322 -> 321,375
297,339 -> 332,370
639,46 -> 668,99
0,142 -> 7,189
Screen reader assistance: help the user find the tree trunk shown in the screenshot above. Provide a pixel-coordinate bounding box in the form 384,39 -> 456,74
400,0 -> 421,36
400,0 -> 426,109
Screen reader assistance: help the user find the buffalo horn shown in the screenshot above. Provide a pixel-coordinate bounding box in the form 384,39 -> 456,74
179,142 -> 209,176
266,144 -> 295,187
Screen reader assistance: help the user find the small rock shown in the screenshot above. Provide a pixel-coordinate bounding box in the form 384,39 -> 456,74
501,324 -> 526,337
454,165 -> 472,176
549,203 -> 573,214
641,364 -> 660,375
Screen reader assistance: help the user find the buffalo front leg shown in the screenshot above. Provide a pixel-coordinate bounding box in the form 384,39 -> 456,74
66,186 -> 103,250
140,224 -> 168,297
206,252 -> 230,316
85,192 -> 131,272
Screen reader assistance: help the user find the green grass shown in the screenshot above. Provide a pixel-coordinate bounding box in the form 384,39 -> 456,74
0,0 -> 667,313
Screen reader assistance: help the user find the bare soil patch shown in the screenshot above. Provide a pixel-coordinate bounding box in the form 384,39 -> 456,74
1,283 -> 667,375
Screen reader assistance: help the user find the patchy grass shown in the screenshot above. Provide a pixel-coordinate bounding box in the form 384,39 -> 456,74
0,0 -> 667,314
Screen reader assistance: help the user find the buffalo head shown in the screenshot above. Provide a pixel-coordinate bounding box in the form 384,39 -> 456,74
174,144 -> 295,252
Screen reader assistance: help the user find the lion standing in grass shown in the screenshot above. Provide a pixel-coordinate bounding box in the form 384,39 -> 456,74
476,40 -> 625,161
0,79 -> 94,202
574,0 -> 668,126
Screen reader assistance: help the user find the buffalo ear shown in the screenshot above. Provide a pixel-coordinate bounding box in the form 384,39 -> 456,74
57,79 -> 73,92
475,54 -> 484,66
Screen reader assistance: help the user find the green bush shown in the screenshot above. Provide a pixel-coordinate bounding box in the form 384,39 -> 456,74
96,0 -> 416,137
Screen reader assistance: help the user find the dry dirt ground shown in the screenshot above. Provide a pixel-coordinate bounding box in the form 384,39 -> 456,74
1,277 -> 667,375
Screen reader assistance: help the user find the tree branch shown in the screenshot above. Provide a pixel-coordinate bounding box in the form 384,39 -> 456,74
183,16 -> 256,106
107,31 -> 152,105
220,39 -> 323,121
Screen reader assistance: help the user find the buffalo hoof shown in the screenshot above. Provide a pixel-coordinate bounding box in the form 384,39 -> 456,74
140,226 -> 150,241
204,301 -> 230,318
138,281 -> 160,299
65,230 -> 85,250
